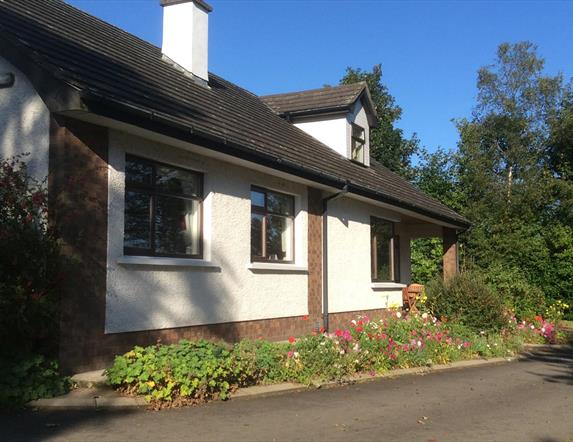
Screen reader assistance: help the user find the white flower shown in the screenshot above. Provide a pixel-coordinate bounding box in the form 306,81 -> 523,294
396,312 -> 402,319
417,340 -> 422,347
339,349 -> 345,355
541,328 -> 546,333
294,352 -> 299,358
530,325 -> 535,329
351,319 -> 357,325
353,343 -> 360,352
421,313 -> 428,319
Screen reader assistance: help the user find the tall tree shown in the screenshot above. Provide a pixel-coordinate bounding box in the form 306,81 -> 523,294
456,41 -> 573,305
340,64 -> 419,177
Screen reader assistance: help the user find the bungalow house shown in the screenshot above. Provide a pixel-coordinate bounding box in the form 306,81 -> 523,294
0,0 -> 469,372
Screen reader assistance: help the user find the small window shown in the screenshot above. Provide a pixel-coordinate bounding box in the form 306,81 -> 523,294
124,155 -> 203,258
351,123 -> 365,163
371,217 -> 400,282
251,187 -> 295,262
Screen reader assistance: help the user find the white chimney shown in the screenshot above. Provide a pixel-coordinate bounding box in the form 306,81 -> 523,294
160,0 -> 212,85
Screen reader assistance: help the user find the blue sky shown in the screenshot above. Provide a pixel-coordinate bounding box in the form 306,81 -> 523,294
67,0 -> 573,153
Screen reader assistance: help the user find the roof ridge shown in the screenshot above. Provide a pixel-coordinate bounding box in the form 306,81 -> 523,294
261,81 -> 366,100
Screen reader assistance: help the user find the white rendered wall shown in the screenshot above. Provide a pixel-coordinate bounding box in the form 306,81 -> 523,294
294,115 -> 348,158
106,131 -> 309,333
162,2 -> 209,81
326,197 -> 406,313
0,57 -> 50,181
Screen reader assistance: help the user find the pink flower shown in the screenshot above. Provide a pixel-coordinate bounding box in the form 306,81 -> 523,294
463,341 -> 471,348
287,351 -> 294,358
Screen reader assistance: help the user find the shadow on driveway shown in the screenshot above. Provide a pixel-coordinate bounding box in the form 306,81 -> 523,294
520,344 -> 573,386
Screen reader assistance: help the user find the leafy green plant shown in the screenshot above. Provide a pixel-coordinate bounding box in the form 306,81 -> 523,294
0,355 -> 70,408
425,271 -> 507,332
106,340 -> 238,408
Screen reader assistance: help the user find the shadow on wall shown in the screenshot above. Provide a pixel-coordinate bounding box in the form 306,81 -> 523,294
0,71 -> 49,181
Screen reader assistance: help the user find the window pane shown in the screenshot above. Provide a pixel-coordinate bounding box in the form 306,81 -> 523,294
352,141 -> 364,162
126,157 -> 153,186
251,189 -> 265,208
251,213 -> 264,258
154,196 -> 200,255
372,219 -> 393,281
352,124 -> 365,141
266,215 -> 293,261
156,165 -> 201,197
124,191 -> 151,250
267,191 -> 294,216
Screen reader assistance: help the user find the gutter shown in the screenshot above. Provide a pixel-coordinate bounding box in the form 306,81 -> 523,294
322,182 -> 349,332
80,93 -> 470,229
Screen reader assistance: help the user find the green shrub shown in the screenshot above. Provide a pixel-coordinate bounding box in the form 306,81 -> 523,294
425,271 -> 507,332
0,355 -> 70,408
482,264 -> 546,320
231,339 -> 289,385
0,156 -> 62,355
106,340 -> 237,406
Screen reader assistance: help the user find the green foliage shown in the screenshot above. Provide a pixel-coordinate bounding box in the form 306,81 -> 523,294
0,156 -> 62,355
425,271 -> 507,332
106,340 -> 237,406
340,64 -> 419,178
0,355 -> 70,408
410,238 -> 442,285
411,42 -> 573,319
482,264 -> 546,320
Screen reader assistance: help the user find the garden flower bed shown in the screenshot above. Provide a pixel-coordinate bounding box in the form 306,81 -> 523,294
106,310 -> 564,409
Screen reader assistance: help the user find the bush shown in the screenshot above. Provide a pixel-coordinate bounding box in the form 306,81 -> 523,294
425,271 -> 507,332
0,355 -> 70,408
0,156 -> 61,355
482,264 -> 547,320
106,340 -> 238,408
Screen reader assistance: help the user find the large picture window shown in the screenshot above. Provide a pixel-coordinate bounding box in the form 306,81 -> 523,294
251,187 -> 295,263
371,217 -> 399,282
124,155 -> 203,258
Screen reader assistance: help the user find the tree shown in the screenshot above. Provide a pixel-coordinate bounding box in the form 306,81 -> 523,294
455,42 -> 573,313
340,64 -> 419,177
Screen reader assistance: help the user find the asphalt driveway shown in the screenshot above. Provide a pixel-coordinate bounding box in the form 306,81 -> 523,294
2,346 -> 572,441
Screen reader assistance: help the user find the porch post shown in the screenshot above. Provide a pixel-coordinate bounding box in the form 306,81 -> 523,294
442,227 -> 459,280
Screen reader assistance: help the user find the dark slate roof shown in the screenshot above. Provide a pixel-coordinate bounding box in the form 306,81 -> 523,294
0,0 -> 469,227
262,83 -> 368,116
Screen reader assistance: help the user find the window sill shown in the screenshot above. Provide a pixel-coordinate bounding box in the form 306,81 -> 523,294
247,262 -> 308,273
117,255 -> 220,270
371,282 -> 407,290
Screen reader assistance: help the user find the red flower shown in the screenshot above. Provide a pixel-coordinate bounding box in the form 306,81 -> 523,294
319,327 -> 325,333
535,315 -> 543,322
288,336 -> 295,344
356,327 -> 363,333
302,315 -> 309,321
335,329 -> 343,337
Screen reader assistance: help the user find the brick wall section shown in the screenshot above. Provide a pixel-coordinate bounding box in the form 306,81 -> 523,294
328,308 -> 392,331
307,187 -> 323,331
442,227 -> 458,281
49,116 -> 110,373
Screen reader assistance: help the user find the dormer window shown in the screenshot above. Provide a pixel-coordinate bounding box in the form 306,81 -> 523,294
351,123 -> 365,163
